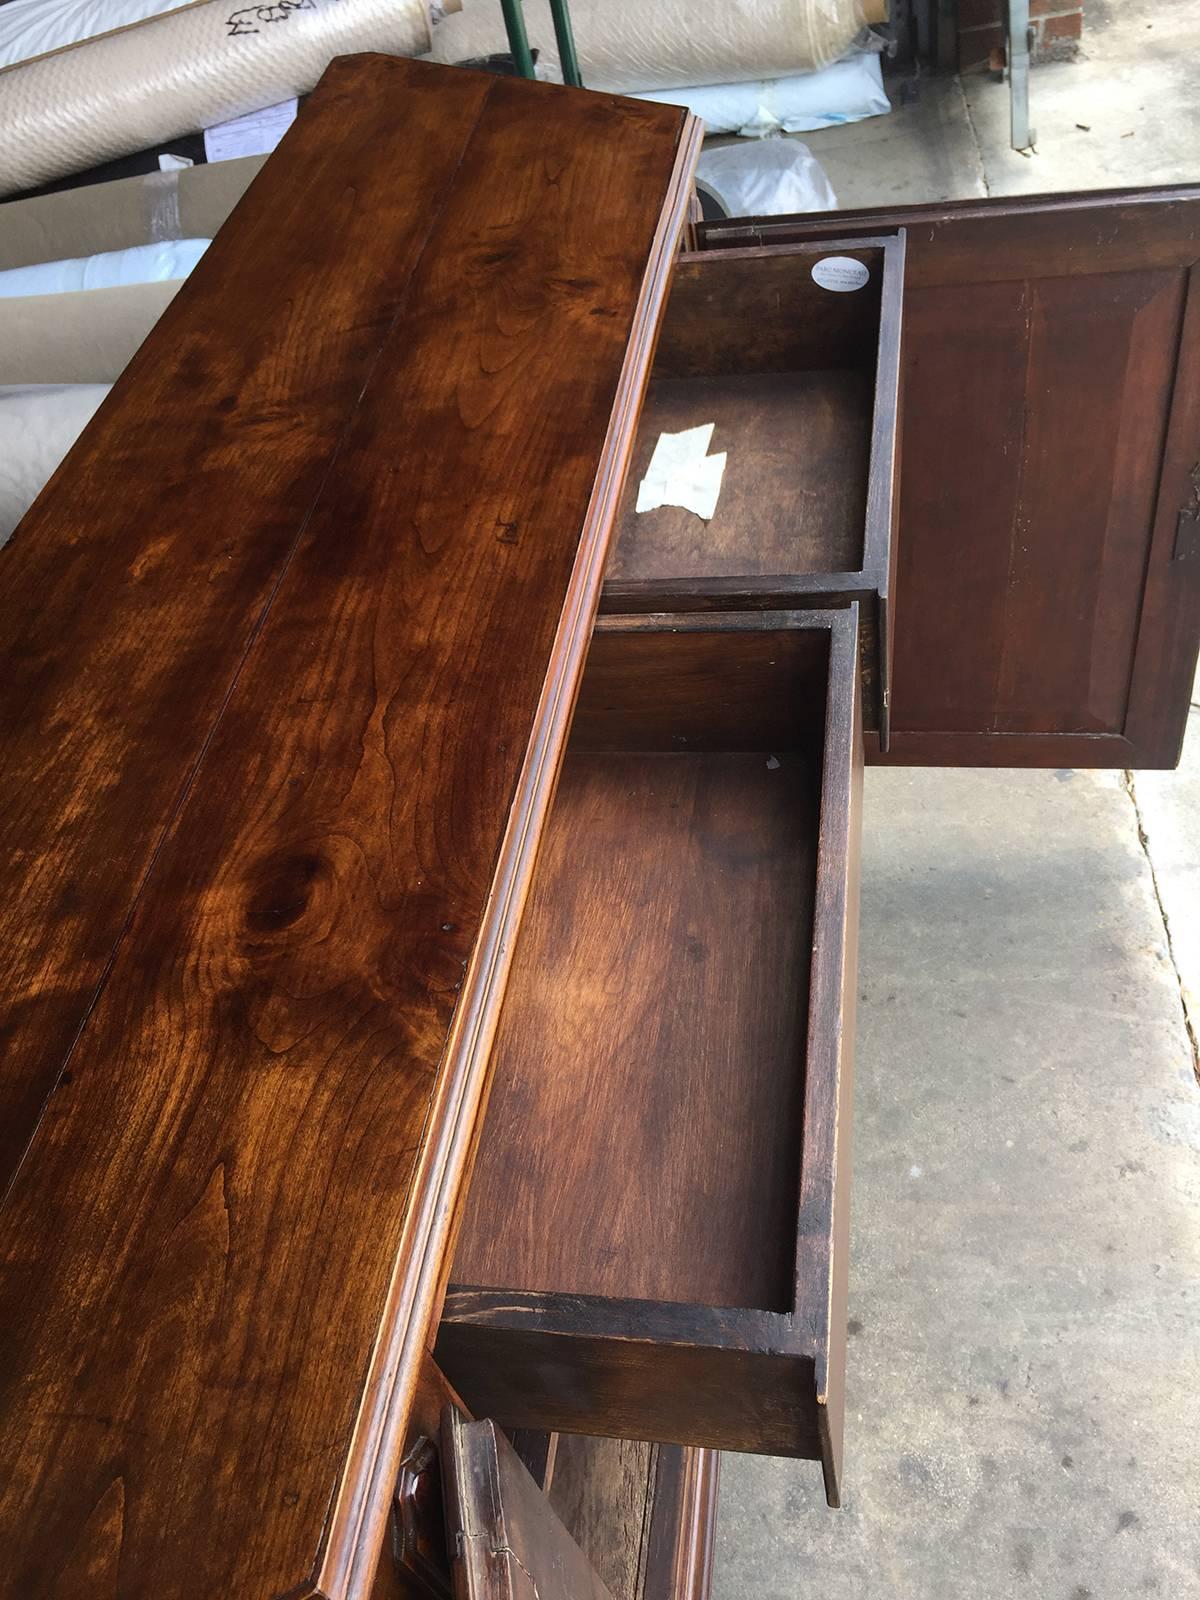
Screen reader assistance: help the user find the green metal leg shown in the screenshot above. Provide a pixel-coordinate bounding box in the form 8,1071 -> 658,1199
499,0 -> 536,78
547,0 -> 583,86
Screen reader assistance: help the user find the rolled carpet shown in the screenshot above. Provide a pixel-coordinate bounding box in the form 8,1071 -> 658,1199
0,0 -> 431,199
0,384 -> 112,547
428,0 -> 868,92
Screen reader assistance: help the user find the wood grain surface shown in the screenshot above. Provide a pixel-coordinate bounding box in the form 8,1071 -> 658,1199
377,1411 -> 715,1600
452,748 -> 820,1312
442,1410 -> 616,1600
702,189 -> 1200,767
441,611 -> 862,1492
599,234 -> 904,746
548,1436 -> 718,1600
606,370 -> 871,582
572,614 -> 831,753
549,1435 -> 657,1600
0,54 -> 492,1199
0,55 -> 697,1600
649,245 -> 884,380
438,1294 -> 824,1461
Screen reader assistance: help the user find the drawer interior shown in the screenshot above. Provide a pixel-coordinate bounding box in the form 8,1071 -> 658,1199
604,240 -> 899,594
440,609 -> 862,1504
452,641 -> 827,1316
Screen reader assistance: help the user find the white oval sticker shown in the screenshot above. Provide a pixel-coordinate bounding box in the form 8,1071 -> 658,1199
811,256 -> 870,293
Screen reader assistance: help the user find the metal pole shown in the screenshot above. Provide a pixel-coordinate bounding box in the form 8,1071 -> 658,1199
547,0 -> 583,87
1008,0 -> 1035,151
499,0 -> 536,79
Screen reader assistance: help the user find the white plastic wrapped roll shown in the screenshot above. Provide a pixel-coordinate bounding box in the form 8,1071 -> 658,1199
632,54 -> 890,137
695,139 -> 838,217
0,0 -> 431,199
0,238 -> 210,297
429,0 -> 867,92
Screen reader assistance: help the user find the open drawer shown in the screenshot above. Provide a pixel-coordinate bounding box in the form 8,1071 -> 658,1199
437,605 -> 863,1507
600,234 -> 904,746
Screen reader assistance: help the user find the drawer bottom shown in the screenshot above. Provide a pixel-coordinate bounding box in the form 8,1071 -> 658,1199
441,610 -> 862,1503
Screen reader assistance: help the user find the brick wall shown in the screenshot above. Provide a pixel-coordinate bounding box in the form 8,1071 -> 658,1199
957,0 -> 1084,72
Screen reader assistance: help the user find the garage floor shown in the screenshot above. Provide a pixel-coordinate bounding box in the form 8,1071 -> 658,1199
799,0 -> 1200,207
712,5 -> 1200,1598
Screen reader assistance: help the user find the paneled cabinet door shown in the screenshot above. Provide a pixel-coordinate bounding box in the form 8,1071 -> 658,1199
703,187 -> 1200,768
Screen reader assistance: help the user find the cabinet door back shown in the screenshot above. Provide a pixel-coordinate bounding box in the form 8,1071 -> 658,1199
702,188 -> 1200,768
441,1410 -> 615,1600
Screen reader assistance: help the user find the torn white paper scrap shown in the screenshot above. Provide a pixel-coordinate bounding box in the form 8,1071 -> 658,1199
636,422 -> 727,521
204,99 -> 298,164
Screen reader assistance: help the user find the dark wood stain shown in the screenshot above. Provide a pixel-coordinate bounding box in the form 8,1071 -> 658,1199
573,616 -> 831,753
641,1445 -> 720,1600
606,370 -> 871,583
441,1408 -> 616,1600
600,235 -> 904,746
453,747 -> 819,1312
549,1435 -> 657,1600
378,1385 -> 714,1600
438,1302 -> 824,1462
651,245 -> 884,379
548,1436 -> 718,1600
702,189 -> 1200,767
11,101 -> 1194,1600
0,54 -> 494,1198
440,609 -> 862,1498
0,56 -> 696,1600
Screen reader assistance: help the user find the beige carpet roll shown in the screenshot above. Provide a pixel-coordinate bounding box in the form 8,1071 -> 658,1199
0,0 -> 431,199
429,0 -> 867,92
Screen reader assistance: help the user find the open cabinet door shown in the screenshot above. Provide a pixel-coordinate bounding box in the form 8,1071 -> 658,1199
702,187 -> 1200,767
440,1409 -> 616,1600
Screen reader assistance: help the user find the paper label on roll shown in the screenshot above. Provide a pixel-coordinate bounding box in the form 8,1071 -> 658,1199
811,256 -> 870,293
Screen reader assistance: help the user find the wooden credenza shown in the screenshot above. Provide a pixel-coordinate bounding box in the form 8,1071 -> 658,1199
0,52 -> 1197,1600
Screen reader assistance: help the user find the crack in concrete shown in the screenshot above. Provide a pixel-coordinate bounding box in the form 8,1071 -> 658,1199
956,74 -> 992,197
1123,769 -> 1200,1083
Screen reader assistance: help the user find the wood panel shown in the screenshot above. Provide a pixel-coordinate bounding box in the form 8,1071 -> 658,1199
440,608 -> 862,1502
440,1421 -> 716,1600
379,1403 -> 715,1600
376,1355 -> 466,1600
799,591 -> 863,1509
702,186 -> 1200,285
702,189 -> 1200,767
549,1438 -> 719,1600
549,1435 -> 657,1600
0,58 -> 698,1600
896,269 -> 1180,740
600,233 -> 904,748
573,614 -> 831,752
0,54 -> 493,1198
442,1410 -> 615,1600
438,1297 -> 823,1461
649,244 -> 885,379
606,370 -> 871,583
453,748 -> 821,1313
641,1447 -> 720,1600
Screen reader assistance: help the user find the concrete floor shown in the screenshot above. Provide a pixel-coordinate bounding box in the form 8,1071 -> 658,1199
714,5 -> 1200,1597
798,0 -> 1200,208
